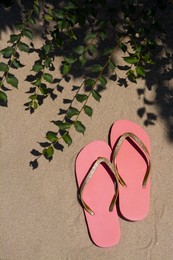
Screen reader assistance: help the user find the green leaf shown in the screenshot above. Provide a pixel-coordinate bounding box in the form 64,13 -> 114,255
18,42 -> 30,53
57,122 -> 71,130
76,94 -> 88,103
62,132 -> 72,146
52,10 -> 64,19
0,62 -> 8,72
44,14 -> 53,22
52,120 -> 62,126
109,60 -> 116,71
46,131 -> 58,142
64,56 -> 77,64
39,85 -> 48,95
12,59 -> 24,69
99,76 -> 107,87
89,44 -> 97,54
103,48 -> 114,56
58,20 -> 69,30
15,23 -> 24,31
28,17 -> 36,26
135,45 -> 143,53
8,34 -> 20,43
39,85 -> 49,95
74,45 -> 85,55
44,57 -> 52,68
1,47 -> 14,58
33,101 -> 38,110
143,54 -> 154,64
57,20 -> 63,30
84,105 -> 93,117
67,29 -> 77,40
124,56 -> 139,64
60,20 -> 70,30
0,90 -> 7,105
65,1 -> 77,10
79,55 -> 87,66
67,14 -> 76,25
62,63 -> 70,75
66,107 -> 79,118
74,121 -> 86,134
43,146 -> 54,159
33,4 -> 39,15
91,64 -> 103,73
29,94 -> 37,100
120,43 -> 127,53
6,75 -> 18,88
32,63 -> 43,72
92,90 -> 101,101
43,73 -> 53,83
126,69 -> 137,83
43,44 -> 51,55
23,29 -> 33,40
100,31 -> 106,41
136,66 -> 145,77
85,32 -> 97,41
85,78 -> 96,87
32,78 -> 41,87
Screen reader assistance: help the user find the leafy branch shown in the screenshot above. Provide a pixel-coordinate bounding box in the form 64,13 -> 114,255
30,37 -> 124,165
0,0 -> 169,168
0,0 -> 40,106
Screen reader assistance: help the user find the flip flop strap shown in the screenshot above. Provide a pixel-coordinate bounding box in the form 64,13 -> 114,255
112,132 -> 151,188
78,157 -> 119,216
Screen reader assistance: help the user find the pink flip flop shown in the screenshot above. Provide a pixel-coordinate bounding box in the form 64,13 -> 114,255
110,120 -> 151,221
75,140 -> 120,247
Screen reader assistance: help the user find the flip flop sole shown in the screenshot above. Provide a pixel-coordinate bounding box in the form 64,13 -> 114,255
110,120 -> 151,221
75,140 -> 120,247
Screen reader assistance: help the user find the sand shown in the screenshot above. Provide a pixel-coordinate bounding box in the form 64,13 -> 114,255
0,3 -> 173,260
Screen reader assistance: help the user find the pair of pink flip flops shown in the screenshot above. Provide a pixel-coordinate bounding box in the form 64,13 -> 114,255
75,120 -> 151,248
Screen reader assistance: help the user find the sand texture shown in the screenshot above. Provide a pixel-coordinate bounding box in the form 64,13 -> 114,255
0,2 -> 173,260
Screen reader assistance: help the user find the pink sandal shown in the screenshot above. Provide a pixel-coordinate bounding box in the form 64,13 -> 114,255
75,140 -> 120,247
110,120 -> 151,221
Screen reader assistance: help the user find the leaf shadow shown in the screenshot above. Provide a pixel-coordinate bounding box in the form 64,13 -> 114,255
1,0 -> 173,169
136,2 -> 173,141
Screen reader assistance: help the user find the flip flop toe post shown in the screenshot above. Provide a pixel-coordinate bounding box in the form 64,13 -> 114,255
75,141 -> 120,247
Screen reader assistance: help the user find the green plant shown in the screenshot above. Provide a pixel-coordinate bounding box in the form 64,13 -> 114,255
0,0 -> 170,168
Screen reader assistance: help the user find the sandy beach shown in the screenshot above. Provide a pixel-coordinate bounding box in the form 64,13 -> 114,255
0,2 -> 173,259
